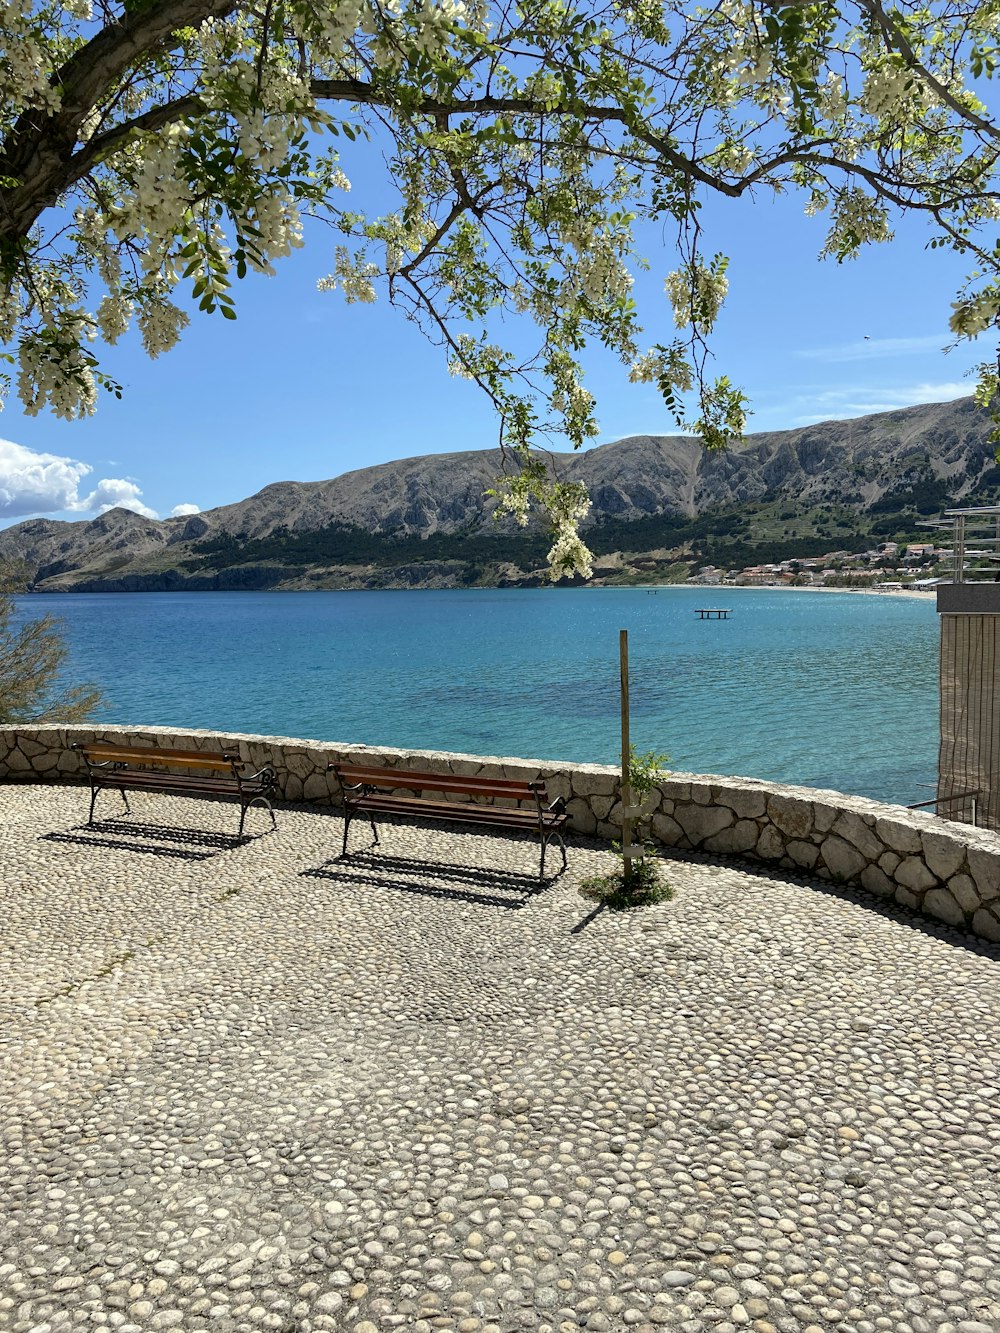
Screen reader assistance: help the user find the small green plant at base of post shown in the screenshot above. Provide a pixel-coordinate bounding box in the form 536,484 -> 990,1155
580,746 -> 673,910
627,745 -> 671,804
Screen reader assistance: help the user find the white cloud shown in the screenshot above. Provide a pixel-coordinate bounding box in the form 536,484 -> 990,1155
170,502 -> 201,517
0,437 -> 159,520
790,381 -> 971,425
0,438 -> 92,518
794,334 -> 949,362
78,477 -> 158,519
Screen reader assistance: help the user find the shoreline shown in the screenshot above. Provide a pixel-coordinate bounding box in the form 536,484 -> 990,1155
625,582 -> 937,601
16,580 -> 940,598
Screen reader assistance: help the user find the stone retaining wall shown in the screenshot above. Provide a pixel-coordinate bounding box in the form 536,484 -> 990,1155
4,724 -> 1000,943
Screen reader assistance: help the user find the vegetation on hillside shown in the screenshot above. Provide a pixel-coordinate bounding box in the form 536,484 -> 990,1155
180,491 -> 960,584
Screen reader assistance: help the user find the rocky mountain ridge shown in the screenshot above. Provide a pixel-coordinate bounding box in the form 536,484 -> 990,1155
0,396 -> 994,591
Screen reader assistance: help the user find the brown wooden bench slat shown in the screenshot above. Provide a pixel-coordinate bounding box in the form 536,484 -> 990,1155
335,764 -> 540,799
79,744 -> 240,772
94,772 -> 269,796
73,743 -> 277,837
355,793 -> 564,826
329,762 -> 568,881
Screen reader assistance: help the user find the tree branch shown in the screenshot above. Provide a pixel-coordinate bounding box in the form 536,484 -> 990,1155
63,94 -> 205,192
855,0 -> 1000,142
0,0 -> 237,240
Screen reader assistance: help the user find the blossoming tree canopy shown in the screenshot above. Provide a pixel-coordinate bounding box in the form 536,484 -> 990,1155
2,0 -> 1000,576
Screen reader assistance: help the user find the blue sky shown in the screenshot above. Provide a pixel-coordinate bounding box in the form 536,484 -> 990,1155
0,161 -> 990,528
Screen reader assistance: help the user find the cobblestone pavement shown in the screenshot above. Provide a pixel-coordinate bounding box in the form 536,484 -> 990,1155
2,783 -> 1000,1333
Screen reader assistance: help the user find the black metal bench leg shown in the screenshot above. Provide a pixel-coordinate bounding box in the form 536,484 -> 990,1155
538,831 -> 566,881
88,782 -> 99,825
341,812 -> 353,856
240,796 -> 276,838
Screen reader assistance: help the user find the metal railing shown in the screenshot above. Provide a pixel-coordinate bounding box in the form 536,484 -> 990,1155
920,506 -> 1000,583
906,788 -> 980,825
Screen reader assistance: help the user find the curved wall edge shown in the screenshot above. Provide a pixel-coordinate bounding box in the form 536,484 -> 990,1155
4,723 -> 999,943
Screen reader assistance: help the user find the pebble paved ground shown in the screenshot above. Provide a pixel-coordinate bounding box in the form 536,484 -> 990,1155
2,782 -> 1000,1333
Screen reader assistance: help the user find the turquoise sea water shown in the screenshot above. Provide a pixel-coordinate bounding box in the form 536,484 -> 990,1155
21,585 -> 939,805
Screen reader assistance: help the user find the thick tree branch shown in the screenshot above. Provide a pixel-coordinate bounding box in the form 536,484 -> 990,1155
309,78 -> 743,196
63,94 -> 205,192
0,0 -> 237,241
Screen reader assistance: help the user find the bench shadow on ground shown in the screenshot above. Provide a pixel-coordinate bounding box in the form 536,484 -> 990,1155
302,847 -> 560,910
40,818 -> 255,861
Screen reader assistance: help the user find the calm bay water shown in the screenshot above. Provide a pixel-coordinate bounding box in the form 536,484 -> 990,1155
22,585 -> 940,805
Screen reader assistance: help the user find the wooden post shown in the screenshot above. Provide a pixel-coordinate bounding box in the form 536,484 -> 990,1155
620,628 -> 634,885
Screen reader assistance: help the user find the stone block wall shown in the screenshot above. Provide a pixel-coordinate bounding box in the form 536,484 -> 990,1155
4,724 -> 1000,944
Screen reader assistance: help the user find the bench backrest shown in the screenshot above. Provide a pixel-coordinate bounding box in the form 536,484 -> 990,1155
75,743 -> 241,774
332,763 -> 545,802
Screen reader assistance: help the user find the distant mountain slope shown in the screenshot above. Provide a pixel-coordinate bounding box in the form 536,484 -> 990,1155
0,396 -> 995,591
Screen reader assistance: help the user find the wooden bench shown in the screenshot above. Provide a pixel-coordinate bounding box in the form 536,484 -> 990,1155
73,742 -> 277,837
329,763 -> 569,881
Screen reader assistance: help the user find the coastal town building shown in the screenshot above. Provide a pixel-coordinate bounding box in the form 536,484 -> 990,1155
720,545 -> 946,587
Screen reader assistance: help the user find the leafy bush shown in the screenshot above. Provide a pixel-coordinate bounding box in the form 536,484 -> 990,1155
0,565 -> 102,723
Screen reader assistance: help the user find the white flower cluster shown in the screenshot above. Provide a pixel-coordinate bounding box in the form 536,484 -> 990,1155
709,140 -> 754,177
549,351 -> 598,441
546,485 -> 594,581
368,209 -> 434,277
737,46 -> 773,87
293,0 -> 372,56
317,246 -> 379,303
804,190 -> 828,218
820,188 -> 892,259
494,484 -> 530,527
137,295 -> 190,358
950,289 -> 1000,336
820,71 -> 847,119
244,193 -> 305,275
447,358 -> 477,381
197,18 -> 317,166
628,348 -> 693,390
95,293 -> 133,345
108,125 -> 195,269
387,0 -> 471,58
547,527 -> 594,580
0,284 -> 23,343
0,1 -> 62,116
860,62 -> 927,120
664,262 -> 729,334
567,238 -> 633,305
16,319 -> 97,421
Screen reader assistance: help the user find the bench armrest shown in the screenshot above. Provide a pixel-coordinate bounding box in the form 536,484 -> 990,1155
241,764 -> 277,788
328,764 -> 375,797
72,743 -> 124,772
